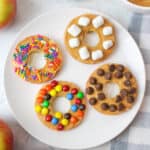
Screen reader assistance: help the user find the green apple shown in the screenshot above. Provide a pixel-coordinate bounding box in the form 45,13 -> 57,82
0,0 -> 16,28
0,119 -> 13,150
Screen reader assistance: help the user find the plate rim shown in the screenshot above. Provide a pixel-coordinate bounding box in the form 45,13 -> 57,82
4,7 -> 146,150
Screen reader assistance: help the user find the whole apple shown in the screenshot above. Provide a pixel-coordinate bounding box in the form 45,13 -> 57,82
0,119 -> 13,150
0,0 -> 16,29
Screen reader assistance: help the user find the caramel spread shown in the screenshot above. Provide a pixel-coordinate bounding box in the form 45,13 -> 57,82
129,0 -> 150,7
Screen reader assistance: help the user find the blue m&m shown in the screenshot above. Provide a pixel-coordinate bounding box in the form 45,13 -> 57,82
66,93 -> 73,100
51,117 -> 58,125
71,104 -> 78,112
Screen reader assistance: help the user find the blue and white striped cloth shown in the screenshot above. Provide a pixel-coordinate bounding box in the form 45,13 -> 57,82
0,0 -> 150,150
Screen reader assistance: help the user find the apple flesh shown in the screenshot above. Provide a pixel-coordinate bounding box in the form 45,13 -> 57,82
0,0 -> 16,29
0,120 -> 13,150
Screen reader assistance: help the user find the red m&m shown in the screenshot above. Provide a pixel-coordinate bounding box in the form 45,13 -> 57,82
62,85 -> 70,92
71,88 -> 78,95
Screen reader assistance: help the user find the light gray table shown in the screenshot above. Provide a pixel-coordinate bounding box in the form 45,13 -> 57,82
1,0 -> 149,150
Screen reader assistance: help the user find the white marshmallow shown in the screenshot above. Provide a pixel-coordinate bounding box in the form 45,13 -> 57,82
69,38 -> 80,48
92,50 -> 103,60
67,24 -> 81,37
103,26 -> 113,36
79,47 -> 90,60
103,40 -> 113,50
78,17 -> 90,26
92,16 -> 104,28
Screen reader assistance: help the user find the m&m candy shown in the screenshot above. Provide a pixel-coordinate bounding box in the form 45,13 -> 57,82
41,108 -> 49,115
66,93 -> 73,100
35,105 -> 42,113
51,117 -> 59,125
55,112 -> 62,119
49,89 -> 56,97
55,85 -> 62,92
61,119 -> 69,126
71,104 -> 78,112
42,100 -> 49,108
77,92 -> 84,99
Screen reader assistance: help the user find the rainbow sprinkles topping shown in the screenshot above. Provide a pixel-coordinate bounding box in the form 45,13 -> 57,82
12,35 -> 62,83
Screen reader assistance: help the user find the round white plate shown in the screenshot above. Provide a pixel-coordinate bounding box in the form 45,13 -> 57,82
4,8 -> 146,149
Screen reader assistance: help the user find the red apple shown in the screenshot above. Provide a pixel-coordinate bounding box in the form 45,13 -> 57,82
0,119 -> 13,150
0,0 -> 16,29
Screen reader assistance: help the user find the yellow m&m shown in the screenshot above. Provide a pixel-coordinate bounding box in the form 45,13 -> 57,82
55,112 -> 62,119
55,85 -> 62,92
35,105 -> 42,113
61,119 -> 69,126
49,89 -> 56,97
41,108 -> 49,115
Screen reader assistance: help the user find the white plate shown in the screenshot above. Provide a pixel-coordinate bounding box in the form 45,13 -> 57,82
4,8 -> 146,149
122,0 -> 150,14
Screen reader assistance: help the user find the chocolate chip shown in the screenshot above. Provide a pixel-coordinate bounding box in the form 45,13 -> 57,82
116,95 -> 122,103
101,103 -> 109,110
79,104 -> 86,111
104,72 -> 112,80
120,89 -> 128,97
127,96 -> 135,103
117,65 -> 124,72
97,93 -> 106,100
129,87 -> 136,94
115,71 -> 123,78
124,72 -> 132,79
97,69 -> 105,76
95,83 -> 103,91
109,104 -> 117,112
86,87 -> 94,95
109,64 -> 115,72
89,97 -> 97,105
44,94 -> 51,100
124,80 -> 131,87
118,103 -> 125,111
64,113 -> 71,119
89,77 -> 97,85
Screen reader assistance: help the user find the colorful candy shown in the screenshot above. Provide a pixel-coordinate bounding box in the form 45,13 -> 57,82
35,105 -> 42,113
66,93 -> 73,100
45,115 -> 52,122
71,88 -> 78,95
62,85 -> 70,92
71,104 -> 78,112
55,85 -> 62,92
41,108 -> 49,115
51,117 -> 59,125
42,100 -> 49,108
77,91 -> 84,99
61,119 -> 69,126
49,89 -> 56,97
55,112 -> 62,119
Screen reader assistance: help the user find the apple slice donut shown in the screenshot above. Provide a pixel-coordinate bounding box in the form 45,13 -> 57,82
64,14 -> 116,64
35,80 -> 86,131
86,64 -> 138,115
12,35 -> 62,83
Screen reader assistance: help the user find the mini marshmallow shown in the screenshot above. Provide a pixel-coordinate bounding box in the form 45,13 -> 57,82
79,47 -> 90,60
92,16 -> 104,28
69,38 -> 80,48
78,17 -> 90,26
92,50 -> 103,60
103,26 -> 113,36
103,40 -> 113,50
67,24 -> 81,37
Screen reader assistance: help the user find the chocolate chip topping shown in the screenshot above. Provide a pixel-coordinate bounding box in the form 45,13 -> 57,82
95,83 -> 103,91
97,93 -> 106,100
127,96 -> 135,103
120,89 -> 128,97
118,103 -> 125,111
116,95 -> 122,103
97,69 -> 105,76
86,87 -> 94,95
89,77 -> 97,85
124,72 -> 132,79
115,71 -> 123,78
64,113 -> 71,119
104,72 -> 112,80
109,104 -> 117,112
117,65 -> 124,72
109,64 -> 115,72
129,87 -> 136,94
89,97 -> 97,105
101,103 -> 109,110
44,94 -> 51,100
79,104 -> 86,111
124,80 -> 131,87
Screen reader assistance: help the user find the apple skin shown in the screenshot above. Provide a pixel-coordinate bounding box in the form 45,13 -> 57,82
0,120 -> 13,150
0,0 -> 16,29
